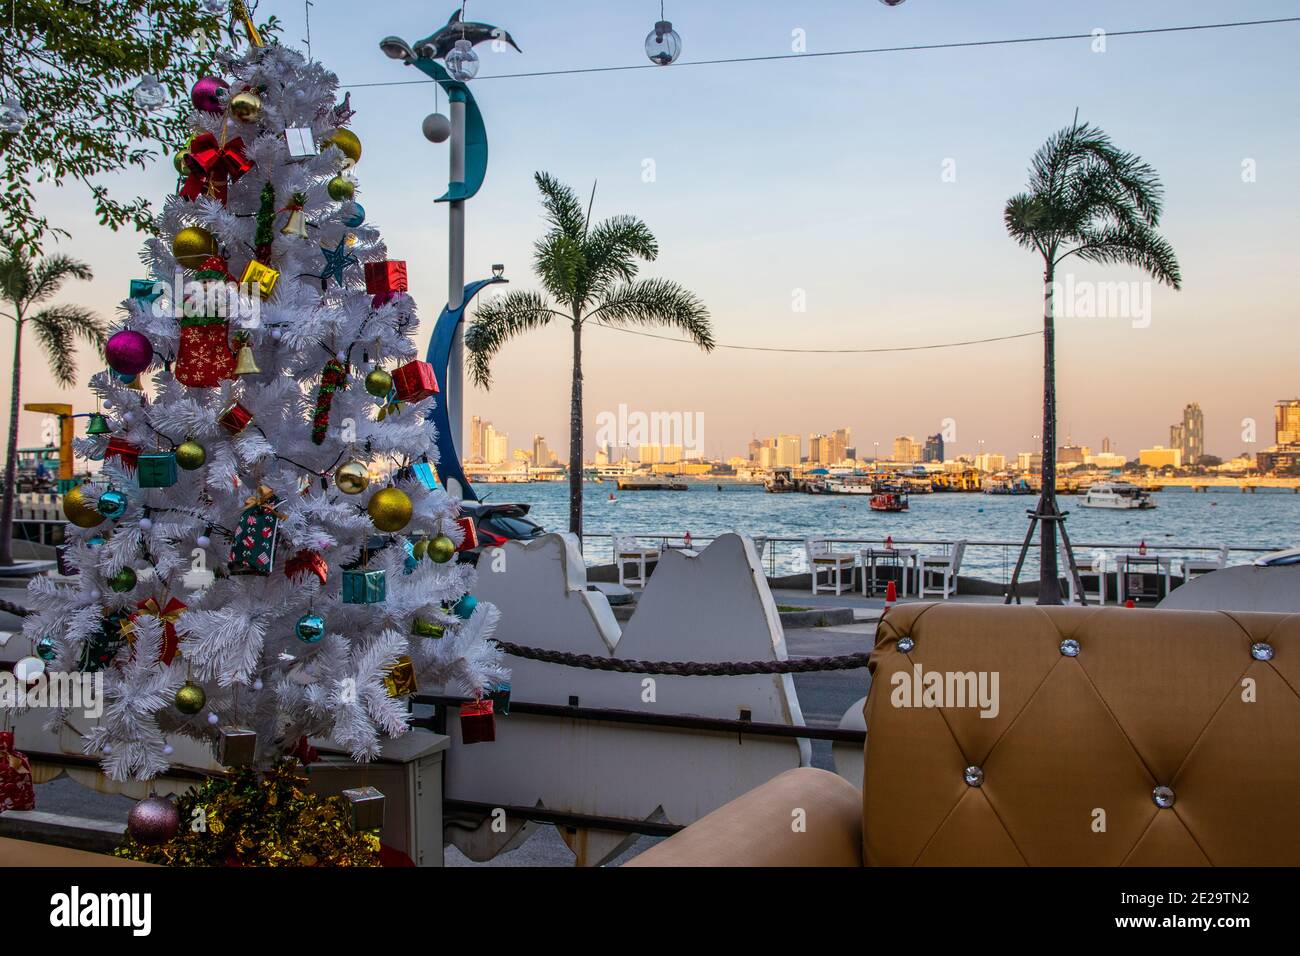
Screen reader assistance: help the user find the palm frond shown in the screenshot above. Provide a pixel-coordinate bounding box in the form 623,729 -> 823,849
28,254 -> 93,304
0,235 -> 33,306
1067,224 -> 1183,289
532,232 -> 584,305
30,304 -> 107,387
533,172 -> 587,240
583,214 -> 657,294
465,290 -> 565,389
587,278 -> 714,351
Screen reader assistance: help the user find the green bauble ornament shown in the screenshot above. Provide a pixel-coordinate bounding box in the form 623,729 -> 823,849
175,440 -> 207,470
174,680 -> 206,715
327,176 -> 354,202
108,567 -> 137,593
364,368 -> 393,397
36,636 -> 57,662
428,534 -> 456,564
412,538 -> 428,560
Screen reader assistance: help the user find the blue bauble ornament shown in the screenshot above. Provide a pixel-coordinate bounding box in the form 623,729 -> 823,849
88,536 -> 106,547
36,636 -> 57,662
114,370 -> 137,383
295,613 -> 326,643
97,489 -> 128,519
343,202 -> 365,228
452,594 -> 477,620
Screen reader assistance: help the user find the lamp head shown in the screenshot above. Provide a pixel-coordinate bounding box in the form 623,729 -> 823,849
379,36 -> 415,62
491,264 -> 505,278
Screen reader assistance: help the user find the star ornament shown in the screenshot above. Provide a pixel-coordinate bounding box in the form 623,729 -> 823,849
318,236 -> 360,289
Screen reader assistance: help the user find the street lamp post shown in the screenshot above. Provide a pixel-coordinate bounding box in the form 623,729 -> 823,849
379,13 -> 518,501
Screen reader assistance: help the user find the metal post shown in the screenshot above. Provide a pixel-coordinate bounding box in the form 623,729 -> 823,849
445,93 -> 467,499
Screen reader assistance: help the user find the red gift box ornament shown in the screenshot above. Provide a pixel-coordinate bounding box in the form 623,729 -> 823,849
364,260 -> 408,295
285,549 -> 329,586
175,258 -> 238,387
0,731 -> 36,812
459,698 -> 496,745
219,401 -> 253,435
391,360 -> 438,403
179,132 -> 254,205
105,437 -> 142,472
132,596 -> 187,665
454,515 -> 478,552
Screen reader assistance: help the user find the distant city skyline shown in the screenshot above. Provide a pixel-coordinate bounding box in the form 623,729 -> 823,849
4,1 -> 1297,467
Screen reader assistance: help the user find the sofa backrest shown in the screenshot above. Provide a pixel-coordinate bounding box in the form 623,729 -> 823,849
863,603 -> 1300,866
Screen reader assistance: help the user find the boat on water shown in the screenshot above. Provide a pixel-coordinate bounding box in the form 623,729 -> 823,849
825,476 -> 875,496
870,492 -> 909,512
985,476 -> 1035,496
618,478 -> 691,494
1079,481 -> 1156,510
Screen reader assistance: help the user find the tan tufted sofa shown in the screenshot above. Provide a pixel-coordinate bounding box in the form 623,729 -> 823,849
629,604 -> 1300,866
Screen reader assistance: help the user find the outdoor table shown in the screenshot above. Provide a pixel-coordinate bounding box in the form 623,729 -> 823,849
1116,553 -> 1174,604
860,548 -> 919,598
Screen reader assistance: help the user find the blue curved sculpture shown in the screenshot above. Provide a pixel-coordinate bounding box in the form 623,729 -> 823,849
425,277 -> 508,501
408,57 -> 489,203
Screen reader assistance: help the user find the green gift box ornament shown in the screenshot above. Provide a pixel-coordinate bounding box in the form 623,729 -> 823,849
342,568 -> 386,604
136,452 -> 178,488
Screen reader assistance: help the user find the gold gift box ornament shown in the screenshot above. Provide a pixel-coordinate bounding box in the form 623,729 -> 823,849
382,655 -> 417,698
240,259 -> 280,298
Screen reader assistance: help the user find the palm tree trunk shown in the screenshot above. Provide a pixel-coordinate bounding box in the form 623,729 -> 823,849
0,318 -> 22,566
1038,263 -> 1062,604
568,315 -> 584,540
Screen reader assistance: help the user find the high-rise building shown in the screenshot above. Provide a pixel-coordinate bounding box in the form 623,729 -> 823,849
483,424 -> 509,464
1058,444 -> 1089,466
831,428 -> 852,464
922,433 -> 944,462
531,435 -> 552,468
1101,436 -> 1112,453
1276,399 -> 1300,445
1170,403 -> 1203,466
775,434 -> 801,467
1017,451 -> 1043,473
469,416 -> 485,462
1139,445 -> 1182,469
892,436 -> 922,463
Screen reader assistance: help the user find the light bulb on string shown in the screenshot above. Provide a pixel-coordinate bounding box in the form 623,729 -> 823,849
445,38 -> 479,81
201,0 -> 228,15
645,3 -> 681,67
132,73 -> 167,111
0,98 -> 28,134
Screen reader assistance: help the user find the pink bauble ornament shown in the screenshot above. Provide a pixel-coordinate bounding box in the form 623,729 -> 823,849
127,796 -> 179,845
191,75 -> 229,113
105,329 -> 153,376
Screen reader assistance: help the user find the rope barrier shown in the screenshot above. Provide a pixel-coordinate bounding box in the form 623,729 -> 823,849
491,640 -> 872,675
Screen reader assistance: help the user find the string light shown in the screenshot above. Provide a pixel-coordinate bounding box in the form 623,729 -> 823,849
594,324 -> 1042,354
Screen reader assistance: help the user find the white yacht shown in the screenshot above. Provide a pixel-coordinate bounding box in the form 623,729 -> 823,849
1080,481 -> 1156,510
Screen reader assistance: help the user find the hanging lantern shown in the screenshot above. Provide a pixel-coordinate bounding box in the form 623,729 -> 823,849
422,113 -> 451,143
445,38 -> 480,81
0,97 -> 30,134
645,19 -> 681,66
131,73 -> 168,112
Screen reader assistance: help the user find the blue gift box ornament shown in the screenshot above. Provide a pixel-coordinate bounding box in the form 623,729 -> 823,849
488,681 -> 511,716
402,539 -> 418,574
130,279 -> 164,304
342,568 -> 387,604
411,460 -> 439,491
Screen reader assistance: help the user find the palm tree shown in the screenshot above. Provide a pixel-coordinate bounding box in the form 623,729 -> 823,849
1004,118 -> 1180,604
467,172 -> 713,538
1,236 -> 106,565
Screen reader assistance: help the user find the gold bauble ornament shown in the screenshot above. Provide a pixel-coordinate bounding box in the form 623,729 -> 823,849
172,226 -> 217,269
364,369 -> 393,397
174,680 -> 207,715
367,487 -> 412,533
327,176 -> 355,202
173,151 -> 188,174
63,486 -> 105,528
335,461 -> 369,495
324,128 -> 362,168
428,533 -> 456,564
175,440 -> 207,470
229,89 -> 263,122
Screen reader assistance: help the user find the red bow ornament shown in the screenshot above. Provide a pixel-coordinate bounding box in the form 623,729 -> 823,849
131,596 -> 187,665
180,132 -> 254,205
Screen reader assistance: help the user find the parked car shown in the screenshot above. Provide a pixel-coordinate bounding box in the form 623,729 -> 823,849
457,502 -> 546,563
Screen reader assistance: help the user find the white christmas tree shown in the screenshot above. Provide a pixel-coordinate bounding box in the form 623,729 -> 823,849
21,41 -> 507,781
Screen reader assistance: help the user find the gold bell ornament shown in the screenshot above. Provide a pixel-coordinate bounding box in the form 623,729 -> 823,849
280,193 -> 308,239
233,336 -> 261,376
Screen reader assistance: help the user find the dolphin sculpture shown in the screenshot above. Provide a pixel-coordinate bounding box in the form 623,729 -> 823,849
413,8 -> 522,61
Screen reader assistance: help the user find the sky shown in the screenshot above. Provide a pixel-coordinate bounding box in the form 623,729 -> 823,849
6,0 -> 1300,464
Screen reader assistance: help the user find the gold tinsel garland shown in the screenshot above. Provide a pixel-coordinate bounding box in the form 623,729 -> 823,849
115,761 -> 380,867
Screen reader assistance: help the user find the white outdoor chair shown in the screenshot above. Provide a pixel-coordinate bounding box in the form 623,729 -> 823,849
1067,551 -> 1111,605
805,537 -> 854,596
920,539 -> 967,600
614,534 -> 659,588
1182,545 -> 1229,580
